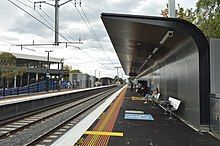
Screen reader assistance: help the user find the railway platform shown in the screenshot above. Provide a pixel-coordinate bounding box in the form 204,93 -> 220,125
54,86 -> 220,146
1,85 -> 220,146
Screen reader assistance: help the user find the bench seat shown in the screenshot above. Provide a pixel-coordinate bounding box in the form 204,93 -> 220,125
160,97 -> 181,119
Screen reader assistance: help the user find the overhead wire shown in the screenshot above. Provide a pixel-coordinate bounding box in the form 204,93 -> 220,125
8,0 -> 53,33
27,0 -> 76,42
0,37 -> 35,51
50,1 -> 111,70
1,1 -> 71,64
67,43 -> 112,70
8,0 -> 71,43
0,38 -> 16,45
37,1 -> 111,69
72,2 -> 97,43
77,1 -> 116,67
9,0 -> 84,56
15,0 -> 54,45
78,2 -> 124,76
7,0 -> 114,71
26,0 -> 54,23
16,0 -> 82,46
0,37 -> 65,65
15,0 -> 54,29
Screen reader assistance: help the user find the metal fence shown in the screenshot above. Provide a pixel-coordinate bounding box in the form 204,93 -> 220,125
0,80 -> 68,97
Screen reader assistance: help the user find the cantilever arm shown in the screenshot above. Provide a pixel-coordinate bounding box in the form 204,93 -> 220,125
59,0 -> 73,7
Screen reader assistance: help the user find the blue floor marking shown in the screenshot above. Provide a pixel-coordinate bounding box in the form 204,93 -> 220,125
124,114 -> 154,121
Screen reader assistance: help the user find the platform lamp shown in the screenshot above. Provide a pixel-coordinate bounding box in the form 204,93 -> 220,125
45,50 -> 53,92
99,71 -> 101,80
59,58 -> 64,79
115,67 -> 122,83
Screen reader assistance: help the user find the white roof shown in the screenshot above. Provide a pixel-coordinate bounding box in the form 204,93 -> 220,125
0,51 -> 61,63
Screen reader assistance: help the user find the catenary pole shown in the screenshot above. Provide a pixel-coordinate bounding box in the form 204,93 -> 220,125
55,0 -> 59,45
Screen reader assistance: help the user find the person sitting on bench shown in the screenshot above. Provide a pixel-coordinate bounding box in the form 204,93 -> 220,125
143,87 -> 159,103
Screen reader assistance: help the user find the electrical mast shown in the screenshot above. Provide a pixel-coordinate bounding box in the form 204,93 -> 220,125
34,0 -> 73,46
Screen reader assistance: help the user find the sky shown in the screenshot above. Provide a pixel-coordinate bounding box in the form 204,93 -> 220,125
0,0 -> 197,78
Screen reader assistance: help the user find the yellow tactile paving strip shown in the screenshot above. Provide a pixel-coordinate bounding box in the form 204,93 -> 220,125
84,131 -> 123,137
81,87 -> 127,146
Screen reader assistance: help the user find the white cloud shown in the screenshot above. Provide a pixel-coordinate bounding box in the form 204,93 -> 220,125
177,0 -> 197,10
131,0 -> 164,16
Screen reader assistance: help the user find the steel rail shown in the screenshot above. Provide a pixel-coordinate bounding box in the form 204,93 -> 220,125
0,88 -> 117,140
25,88 -> 119,146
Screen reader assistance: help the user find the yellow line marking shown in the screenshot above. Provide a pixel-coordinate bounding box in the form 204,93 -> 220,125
131,96 -> 144,101
84,131 -> 123,137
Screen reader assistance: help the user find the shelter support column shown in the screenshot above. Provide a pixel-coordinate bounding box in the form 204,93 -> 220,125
14,76 -> 17,88
36,73 -> 39,82
27,73 -> 30,85
20,76 -> 22,86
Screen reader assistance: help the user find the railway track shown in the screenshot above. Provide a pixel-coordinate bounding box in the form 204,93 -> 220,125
0,87 -> 120,146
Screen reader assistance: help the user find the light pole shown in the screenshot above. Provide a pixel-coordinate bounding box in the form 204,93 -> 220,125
115,67 -> 122,77
168,0 -> 176,18
99,71 -> 101,80
115,67 -> 122,84
115,66 -> 122,76
45,50 -> 53,92
60,58 -> 64,78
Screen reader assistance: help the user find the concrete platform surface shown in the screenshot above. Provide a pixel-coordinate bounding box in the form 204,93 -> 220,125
107,88 -> 220,146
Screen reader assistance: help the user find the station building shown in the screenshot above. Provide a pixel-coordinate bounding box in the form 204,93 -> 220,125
69,73 -> 95,88
0,51 -> 63,88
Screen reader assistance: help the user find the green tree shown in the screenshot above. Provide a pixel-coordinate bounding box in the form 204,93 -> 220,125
62,65 -> 71,81
118,77 -> 123,84
0,52 -> 16,66
195,0 -> 220,38
161,1 -> 220,38
63,64 -> 72,71
161,3 -> 196,23
114,76 -> 123,84
70,69 -> 82,74
62,64 -> 82,81
0,52 -> 17,81
113,76 -> 119,83
0,52 -> 27,80
0,52 -> 27,95
176,4 -> 196,23
63,64 -> 82,74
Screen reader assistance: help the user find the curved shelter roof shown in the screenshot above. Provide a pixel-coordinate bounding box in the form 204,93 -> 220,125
101,13 -> 210,125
